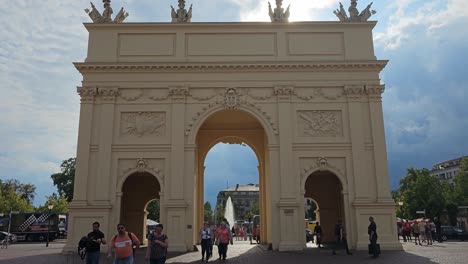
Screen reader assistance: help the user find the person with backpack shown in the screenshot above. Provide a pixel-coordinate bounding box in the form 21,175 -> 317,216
108,223 -> 140,264
146,223 -> 169,264
86,222 -> 107,264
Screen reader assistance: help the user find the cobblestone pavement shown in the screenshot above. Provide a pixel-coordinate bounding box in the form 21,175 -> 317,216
1,240 -> 467,264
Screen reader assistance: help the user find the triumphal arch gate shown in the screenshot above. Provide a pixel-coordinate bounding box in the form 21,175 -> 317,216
65,1 -> 400,253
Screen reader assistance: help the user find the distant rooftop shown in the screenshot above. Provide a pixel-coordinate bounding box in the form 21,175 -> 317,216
224,183 -> 259,192
431,156 -> 468,171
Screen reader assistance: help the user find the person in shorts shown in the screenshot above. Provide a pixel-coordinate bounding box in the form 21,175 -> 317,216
412,221 -> 420,245
108,224 -> 140,264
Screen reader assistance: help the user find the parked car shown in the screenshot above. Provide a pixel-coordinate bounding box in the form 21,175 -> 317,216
306,229 -> 314,243
441,226 -> 468,241
0,231 -> 18,243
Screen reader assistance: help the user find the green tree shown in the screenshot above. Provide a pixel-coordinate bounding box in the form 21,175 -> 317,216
0,179 -> 36,204
0,184 -> 34,213
147,200 -> 160,221
249,200 -> 260,216
215,203 -> 225,223
398,168 -> 447,219
36,193 -> 69,213
51,158 -> 76,202
204,201 -> 213,222
454,157 -> 468,205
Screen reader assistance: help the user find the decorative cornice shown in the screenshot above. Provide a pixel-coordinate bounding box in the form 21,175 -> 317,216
169,86 -> 190,102
74,61 -> 388,74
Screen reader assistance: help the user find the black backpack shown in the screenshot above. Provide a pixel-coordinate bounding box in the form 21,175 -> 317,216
112,232 -> 137,256
78,236 -> 90,260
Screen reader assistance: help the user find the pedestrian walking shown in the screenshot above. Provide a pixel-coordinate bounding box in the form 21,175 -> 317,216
313,222 -> 323,248
215,222 -> 232,261
368,216 -> 380,258
255,225 -> 261,244
412,221 -> 421,245
107,223 -> 140,264
332,220 -> 352,255
418,220 -> 427,244
199,222 -> 212,262
86,222 -> 107,264
145,224 -> 168,264
434,217 -> 442,243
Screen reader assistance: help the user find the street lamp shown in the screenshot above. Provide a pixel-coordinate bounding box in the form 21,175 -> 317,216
46,204 -> 54,247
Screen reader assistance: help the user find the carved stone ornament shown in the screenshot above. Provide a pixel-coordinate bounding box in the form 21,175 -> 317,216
121,158 -> 163,179
268,0 -> 290,23
223,87 -> 242,109
121,112 -> 166,137
294,88 -> 343,101
85,0 -> 129,23
366,84 -> 385,100
169,86 -> 190,97
298,111 -> 343,137
334,0 -> 376,22
77,87 -> 97,102
301,157 -> 345,177
171,0 -> 193,23
344,85 -> 365,100
274,86 -> 294,97
98,87 -> 119,101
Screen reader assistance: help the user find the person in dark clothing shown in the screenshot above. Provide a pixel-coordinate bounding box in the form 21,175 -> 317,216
86,222 -> 107,264
332,220 -> 352,255
313,222 -> 323,248
434,217 -> 442,243
368,216 -> 379,258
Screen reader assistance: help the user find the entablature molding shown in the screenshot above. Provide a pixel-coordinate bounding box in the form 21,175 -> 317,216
74,61 -> 388,74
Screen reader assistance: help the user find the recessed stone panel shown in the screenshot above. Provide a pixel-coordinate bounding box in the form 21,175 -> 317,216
297,110 -> 343,137
118,34 -> 175,56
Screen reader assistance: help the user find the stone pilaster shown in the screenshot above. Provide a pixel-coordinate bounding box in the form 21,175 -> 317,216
344,85 -> 370,202
95,87 -> 119,204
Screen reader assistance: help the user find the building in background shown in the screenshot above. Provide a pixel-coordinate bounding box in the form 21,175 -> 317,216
216,184 -> 259,221
430,156 -> 468,183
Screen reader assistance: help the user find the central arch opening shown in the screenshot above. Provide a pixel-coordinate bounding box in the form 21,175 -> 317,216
194,109 -> 271,247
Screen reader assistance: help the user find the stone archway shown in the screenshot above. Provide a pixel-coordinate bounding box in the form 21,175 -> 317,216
120,172 -> 161,243
304,171 -> 344,243
194,109 -> 271,246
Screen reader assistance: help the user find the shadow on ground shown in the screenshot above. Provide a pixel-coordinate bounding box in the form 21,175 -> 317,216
0,244 -> 441,264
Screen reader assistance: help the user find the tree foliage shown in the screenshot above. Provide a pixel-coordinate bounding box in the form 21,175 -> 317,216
0,179 -> 36,204
204,201 -> 213,222
36,193 -> 69,213
397,168 -> 446,219
0,179 -> 35,213
454,158 -> 468,205
147,200 -> 160,221
51,158 -> 76,202
249,200 -> 260,216
215,203 -> 225,224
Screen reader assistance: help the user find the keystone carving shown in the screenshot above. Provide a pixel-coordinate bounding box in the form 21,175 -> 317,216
301,157 -> 345,177
121,158 -> 163,181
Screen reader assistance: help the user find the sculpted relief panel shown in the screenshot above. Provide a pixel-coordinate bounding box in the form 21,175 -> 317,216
297,110 -> 343,137
121,112 -> 166,137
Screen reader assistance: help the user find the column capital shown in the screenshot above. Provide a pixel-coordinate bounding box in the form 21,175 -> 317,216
77,86 -> 97,103
97,87 -> 120,103
169,85 -> 190,102
365,84 -> 385,101
274,85 -> 294,102
344,84 -> 365,101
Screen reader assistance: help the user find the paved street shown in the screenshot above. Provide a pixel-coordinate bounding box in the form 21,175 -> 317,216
1,240 -> 467,264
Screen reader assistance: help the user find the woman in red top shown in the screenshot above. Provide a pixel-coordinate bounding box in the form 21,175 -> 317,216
215,222 -> 232,261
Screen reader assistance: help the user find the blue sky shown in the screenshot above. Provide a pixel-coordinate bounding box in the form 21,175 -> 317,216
0,0 -> 467,207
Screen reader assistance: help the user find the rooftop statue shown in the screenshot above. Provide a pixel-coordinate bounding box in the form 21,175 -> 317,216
334,0 -> 376,22
268,0 -> 290,23
85,0 -> 129,23
171,0 -> 193,23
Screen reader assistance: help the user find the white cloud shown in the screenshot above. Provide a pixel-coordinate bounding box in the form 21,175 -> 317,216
228,0 -> 339,21
375,0 -> 468,49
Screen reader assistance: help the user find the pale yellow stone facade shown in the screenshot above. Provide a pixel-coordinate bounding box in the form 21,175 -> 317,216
64,21 -> 401,253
